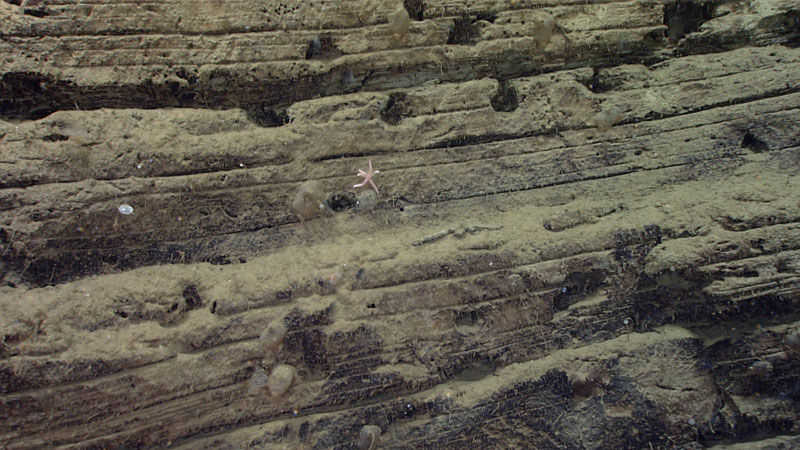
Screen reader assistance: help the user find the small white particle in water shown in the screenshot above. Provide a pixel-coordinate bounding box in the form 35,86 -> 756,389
118,204 -> 134,215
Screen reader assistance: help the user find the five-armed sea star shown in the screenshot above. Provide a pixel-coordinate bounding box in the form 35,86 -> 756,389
354,160 -> 380,193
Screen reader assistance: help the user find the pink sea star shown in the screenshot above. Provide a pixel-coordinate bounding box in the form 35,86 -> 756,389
354,159 -> 380,193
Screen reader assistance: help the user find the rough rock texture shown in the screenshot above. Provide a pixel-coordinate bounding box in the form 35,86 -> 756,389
1,0 -> 800,448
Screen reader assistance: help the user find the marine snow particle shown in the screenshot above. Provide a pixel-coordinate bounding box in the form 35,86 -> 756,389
118,204 -> 134,215
785,329 -> 800,351
388,4 -> 410,40
592,107 -> 623,132
247,367 -> 270,395
341,67 -> 357,88
309,36 -> 322,56
748,360 -> 773,376
268,364 -> 296,397
291,180 -> 327,221
260,322 -> 288,351
356,190 -> 377,212
533,14 -> 555,48
357,425 -> 382,450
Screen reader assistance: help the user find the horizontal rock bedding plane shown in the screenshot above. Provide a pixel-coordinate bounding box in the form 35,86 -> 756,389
1,0 -> 799,448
